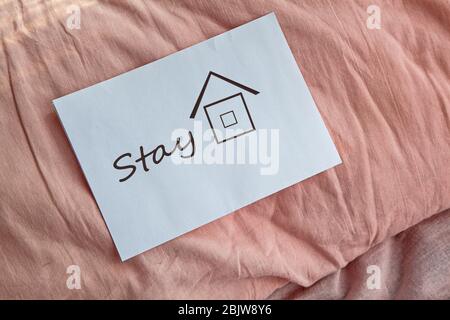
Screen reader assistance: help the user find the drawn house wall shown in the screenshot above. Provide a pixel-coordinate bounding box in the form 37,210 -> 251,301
190,71 -> 259,143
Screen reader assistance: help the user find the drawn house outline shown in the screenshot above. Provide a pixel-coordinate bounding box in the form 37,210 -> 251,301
189,71 -> 260,144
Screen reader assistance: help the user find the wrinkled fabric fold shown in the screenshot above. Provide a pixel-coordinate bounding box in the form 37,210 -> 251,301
0,0 -> 449,299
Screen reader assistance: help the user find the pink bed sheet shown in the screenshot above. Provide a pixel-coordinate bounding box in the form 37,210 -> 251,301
0,0 -> 449,299
269,208 -> 450,299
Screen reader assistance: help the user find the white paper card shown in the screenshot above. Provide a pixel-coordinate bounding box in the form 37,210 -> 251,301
53,13 -> 341,261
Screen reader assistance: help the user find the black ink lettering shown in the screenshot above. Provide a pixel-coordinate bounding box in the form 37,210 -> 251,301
152,145 -> 169,164
113,153 -> 136,182
135,146 -> 152,172
179,131 -> 195,158
113,130 -> 196,182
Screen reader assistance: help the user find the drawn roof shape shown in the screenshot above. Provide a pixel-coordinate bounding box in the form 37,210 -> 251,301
190,71 -> 259,119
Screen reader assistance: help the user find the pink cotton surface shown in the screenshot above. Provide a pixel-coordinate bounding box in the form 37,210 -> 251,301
269,209 -> 450,299
0,0 -> 449,299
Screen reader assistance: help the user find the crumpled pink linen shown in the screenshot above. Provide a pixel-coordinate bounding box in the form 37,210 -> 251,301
269,209 -> 450,299
0,0 -> 449,299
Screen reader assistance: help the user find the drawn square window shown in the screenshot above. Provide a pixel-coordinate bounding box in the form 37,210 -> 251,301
220,110 -> 238,128
203,93 -> 256,144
